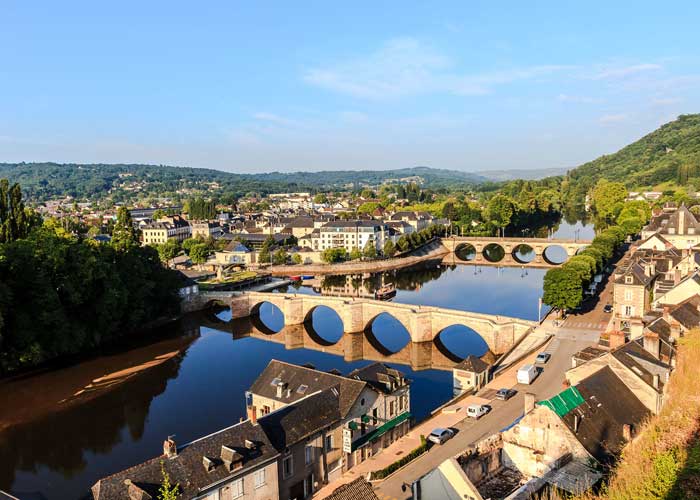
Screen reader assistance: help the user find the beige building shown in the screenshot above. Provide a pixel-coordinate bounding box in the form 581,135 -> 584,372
191,221 -> 224,239
452,355 -> 490,397
612,261 -> 654,337
215,241 -> 257,266
641,204 -> 700,249
246,360 -> 411,492
142,214 -> 191,245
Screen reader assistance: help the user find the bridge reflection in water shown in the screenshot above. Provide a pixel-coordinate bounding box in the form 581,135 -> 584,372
200,310 -> 498,372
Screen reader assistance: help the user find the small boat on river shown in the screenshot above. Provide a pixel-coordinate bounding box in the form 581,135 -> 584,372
374,283 -> 397,300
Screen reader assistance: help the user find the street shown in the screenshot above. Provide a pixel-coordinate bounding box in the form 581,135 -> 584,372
374,329 -> 600,500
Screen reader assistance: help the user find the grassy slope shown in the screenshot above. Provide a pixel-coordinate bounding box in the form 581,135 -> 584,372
579,329 -> 700,499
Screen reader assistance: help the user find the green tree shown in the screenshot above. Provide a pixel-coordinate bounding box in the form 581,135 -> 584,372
158,461 -> 179,500
152,209 -> 166,220
111,207 -> 138,250
313,193 -> 328,204
292,253 -> 302,265
349,247 -> 362,260
258,246 -> 271,264
181,237 -> 199,255
542,267 -> 583,311
592,179 -> 627,223
0,179 -> 33,243
189,243 -> 209,265
155,239 -> 180,265
272,248 -> 288,265
486,194 -> 515,236
321,247 -> 347,263
383,240 -> 396,257
363,241 -> 378,259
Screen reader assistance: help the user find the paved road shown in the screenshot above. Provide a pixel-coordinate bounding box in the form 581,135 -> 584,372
374,329 -> 599,500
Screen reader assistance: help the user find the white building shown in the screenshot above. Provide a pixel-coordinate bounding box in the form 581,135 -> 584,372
315,220 -> 387,253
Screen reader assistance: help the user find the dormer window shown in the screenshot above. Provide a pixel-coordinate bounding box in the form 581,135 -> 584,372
625,276 -> 633,284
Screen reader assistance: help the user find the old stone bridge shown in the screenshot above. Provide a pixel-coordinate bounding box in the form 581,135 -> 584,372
198,291 -> 537,360
441,236 -> 591,267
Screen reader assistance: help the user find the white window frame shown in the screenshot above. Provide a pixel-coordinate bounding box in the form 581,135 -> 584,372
230,478 -> 244,499
624,290 -> 633,301
325,435 -> 333,452
254,468 -> 266,489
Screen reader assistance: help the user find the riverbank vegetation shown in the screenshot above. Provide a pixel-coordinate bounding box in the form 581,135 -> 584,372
542,191 -> 649,312
0,181 -> 182,375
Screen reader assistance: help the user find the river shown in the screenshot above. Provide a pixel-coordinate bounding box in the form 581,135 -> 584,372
0,220 -> 594,499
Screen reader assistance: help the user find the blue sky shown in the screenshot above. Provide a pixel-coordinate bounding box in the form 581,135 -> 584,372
1,1 -> 699,173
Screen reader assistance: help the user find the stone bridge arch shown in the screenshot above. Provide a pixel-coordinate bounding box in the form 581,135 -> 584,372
221,291 -> 537,357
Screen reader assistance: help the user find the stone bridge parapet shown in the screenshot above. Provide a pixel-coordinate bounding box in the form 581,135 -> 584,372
202,291 -> 537,356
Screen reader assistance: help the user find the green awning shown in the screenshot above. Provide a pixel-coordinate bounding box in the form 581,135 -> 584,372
351,412 -> 412,451
537,387 -> 584,417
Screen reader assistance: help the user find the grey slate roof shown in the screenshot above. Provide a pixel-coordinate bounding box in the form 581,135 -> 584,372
249,360 -> 366,418
454,355 -> 490,373
612,339 -> 671,392
258,387 -> 342,451
92,420 -> 278,500
561,366 -> 650,465
347,363 -> 408,394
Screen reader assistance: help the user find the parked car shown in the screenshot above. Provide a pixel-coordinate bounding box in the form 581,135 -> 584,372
466,404 -> 490,419
495,388 -> 517,401
535,352 -> 551,364
603,304 -> 613,313
427,427 -> 455,445
517,364 -> 539,385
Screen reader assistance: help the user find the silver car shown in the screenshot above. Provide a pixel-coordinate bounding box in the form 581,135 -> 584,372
427,427 -> 455,445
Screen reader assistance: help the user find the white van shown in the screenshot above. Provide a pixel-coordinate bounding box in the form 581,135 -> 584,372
517,364 -> 539,385
466,404 -> 490,419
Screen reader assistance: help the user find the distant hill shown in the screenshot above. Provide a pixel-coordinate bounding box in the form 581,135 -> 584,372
476,167 -> 567,182
0,163 -> 489,201
564,114 -> 700,200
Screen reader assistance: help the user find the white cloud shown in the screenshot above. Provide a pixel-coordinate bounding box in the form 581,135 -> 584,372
557,94 -> 601,103
599,113 -> 628,124
303,37 -> 572,99
590,63 -> 662,80
251,112 -> 300,127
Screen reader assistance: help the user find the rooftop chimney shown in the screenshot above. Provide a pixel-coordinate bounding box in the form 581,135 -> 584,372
163,436 -> 177,459
609,330 -> 627,350
643,331 -> 661,359
524,393 -> 536,415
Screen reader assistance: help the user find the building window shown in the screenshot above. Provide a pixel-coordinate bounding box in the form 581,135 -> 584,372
303,474 -> 314,497
283,455 -> 294,479
231,478 -> 244,498
625,290 -> 633,301
625,276 -> 633,284
262,405 -> 271,416
254,468 -> 266,488
305,444 -> 313,464
325,435 -> 333,451
624,305 -> 634,317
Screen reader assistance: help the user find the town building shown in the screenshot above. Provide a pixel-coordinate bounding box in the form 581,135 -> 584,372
191,221 -> 225,239
142,215 -> 191,245
92,421 -> 280,500
314,220 -> 387,253
246,360 -> 411,480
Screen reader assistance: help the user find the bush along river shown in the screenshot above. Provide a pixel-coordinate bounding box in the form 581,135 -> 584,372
0,220 -> 594,499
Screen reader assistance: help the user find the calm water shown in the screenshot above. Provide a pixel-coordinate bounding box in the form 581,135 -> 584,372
0,221 -> 587,499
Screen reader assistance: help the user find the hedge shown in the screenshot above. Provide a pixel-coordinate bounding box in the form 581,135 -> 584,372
369,435 -> 429,480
